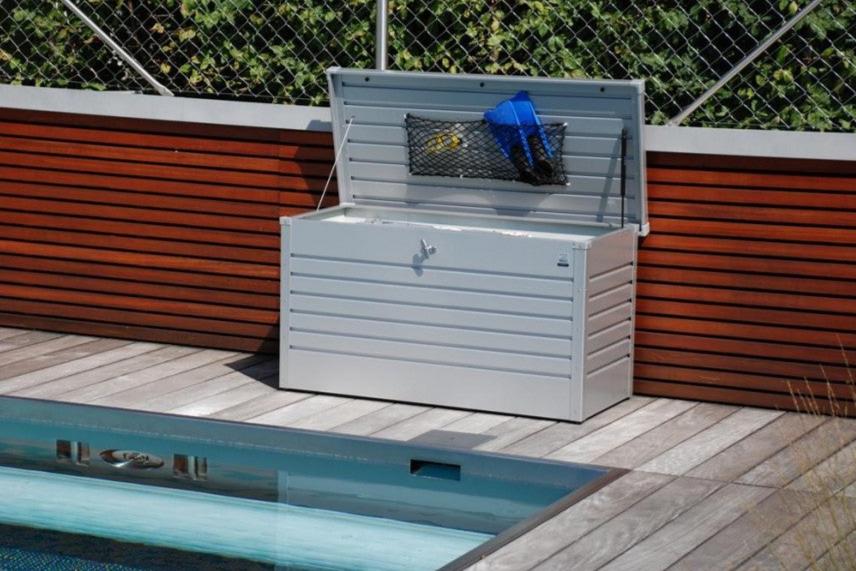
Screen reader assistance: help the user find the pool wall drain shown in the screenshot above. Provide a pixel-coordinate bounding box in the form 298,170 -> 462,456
410,459 -> 461,481
56,440 -> 89,466
174,454 -> 208,481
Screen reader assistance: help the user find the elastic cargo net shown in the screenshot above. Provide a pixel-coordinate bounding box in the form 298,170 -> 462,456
405,115 -> 567,186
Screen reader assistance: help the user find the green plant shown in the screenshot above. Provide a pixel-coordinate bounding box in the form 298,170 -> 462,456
0,0 -> 852,131
754,349 -> 856,569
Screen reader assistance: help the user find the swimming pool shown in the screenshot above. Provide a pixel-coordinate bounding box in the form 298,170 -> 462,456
0,396 -> 622,570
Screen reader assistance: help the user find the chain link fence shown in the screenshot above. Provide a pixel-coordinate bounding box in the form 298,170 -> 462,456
0,1 -> 853,131
0,1 -> 376,104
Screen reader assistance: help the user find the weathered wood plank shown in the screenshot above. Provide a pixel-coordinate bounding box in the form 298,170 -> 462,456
420,412 -> 519,450
0,339 -> 152,393
248,395 -> 351,426
534,477 -> 723,570
669,489 -> 822,571
814,528 -> 856,571
0,329 -> 61,348
738,419 -> 856,488
0,327 -> 31,341
600,483 -> 774,571
409,429 -> 495,449
0,337 -> 131,383
144,358 -> 276,413
594,403 -> 737,470
737,495 -> 856,571
57,349 -> 231,403
167,375 -> 279,417
11,345 -> 194,398
0,334 -> 99,379
547,399 -> 697,463
90,352 -> 253,407
467,471 -> 672,571
371,408 -> 472,441
639,408 -> 783,475
444,412 -> 516,434
329,403 -> 430,436
788,440 -> 856,497
161,378 -> 258,415
500,396 -> 654,458
207,389 -> 312,422
475,417 -> 555,452
687,412 -> 828,482
288,399 -> 391,431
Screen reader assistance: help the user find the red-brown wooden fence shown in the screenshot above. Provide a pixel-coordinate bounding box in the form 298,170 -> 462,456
1,108 -> 853,413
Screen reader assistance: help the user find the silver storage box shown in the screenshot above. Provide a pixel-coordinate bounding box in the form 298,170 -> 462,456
280,68 -> 647,422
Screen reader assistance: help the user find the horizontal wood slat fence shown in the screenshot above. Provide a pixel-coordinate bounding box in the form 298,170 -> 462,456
0,108 -> 853,414
637,153 -> 856,415
0,108 -> 334,353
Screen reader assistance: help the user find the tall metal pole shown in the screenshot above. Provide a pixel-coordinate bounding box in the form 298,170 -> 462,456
668,0 -> 823,126
59,0 -> 174,96
375,0 -> 389,70
619,129 -> 627,228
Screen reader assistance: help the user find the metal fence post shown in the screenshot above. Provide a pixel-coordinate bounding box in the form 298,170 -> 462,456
668,0 -> 824,126
376,0 -> 389,70
58,0 -> 174,96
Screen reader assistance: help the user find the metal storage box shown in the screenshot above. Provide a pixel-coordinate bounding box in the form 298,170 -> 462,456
280,68 -> 647,422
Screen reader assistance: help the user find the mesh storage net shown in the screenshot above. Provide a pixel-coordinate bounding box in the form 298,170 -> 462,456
405,115 -> 567,186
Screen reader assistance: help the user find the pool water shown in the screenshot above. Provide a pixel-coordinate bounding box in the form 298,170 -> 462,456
0,397 -> 618,570
1,524 -> 270,571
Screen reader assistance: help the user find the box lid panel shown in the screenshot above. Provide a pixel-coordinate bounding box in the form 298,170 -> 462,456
327,68 -> 647,231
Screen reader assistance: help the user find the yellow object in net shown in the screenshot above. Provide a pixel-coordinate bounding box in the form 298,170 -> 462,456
426,131 -> 461,153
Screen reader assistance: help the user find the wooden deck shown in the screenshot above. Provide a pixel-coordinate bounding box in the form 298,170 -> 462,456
1,327 -> 855,570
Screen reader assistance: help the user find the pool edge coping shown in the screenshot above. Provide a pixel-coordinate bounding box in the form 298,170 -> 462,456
439,466 -> 628,570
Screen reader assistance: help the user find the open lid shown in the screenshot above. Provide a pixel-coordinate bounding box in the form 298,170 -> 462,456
327,68 -> 648,234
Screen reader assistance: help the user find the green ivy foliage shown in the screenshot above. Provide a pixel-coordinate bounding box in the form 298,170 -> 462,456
388,0 -> 854,130
0,0 -> 852,130
0,0 -> 377,105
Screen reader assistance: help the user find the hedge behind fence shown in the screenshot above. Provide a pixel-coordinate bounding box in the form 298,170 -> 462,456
0,0 -> 853,130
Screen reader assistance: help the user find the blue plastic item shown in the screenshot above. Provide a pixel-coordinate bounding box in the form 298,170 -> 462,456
484,91 -> 555,183
484,91 -> 553,162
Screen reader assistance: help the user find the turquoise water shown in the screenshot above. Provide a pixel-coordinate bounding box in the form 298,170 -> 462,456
0,523 -> 272,570
0,466 -> 490,570
0,543 -> 143,571
0,397 -> 609,570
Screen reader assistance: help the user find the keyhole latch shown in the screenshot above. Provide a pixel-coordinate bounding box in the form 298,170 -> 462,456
420,239 -> 437,257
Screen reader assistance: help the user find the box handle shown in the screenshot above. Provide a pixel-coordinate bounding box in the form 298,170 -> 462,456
420,239 -> 437,257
